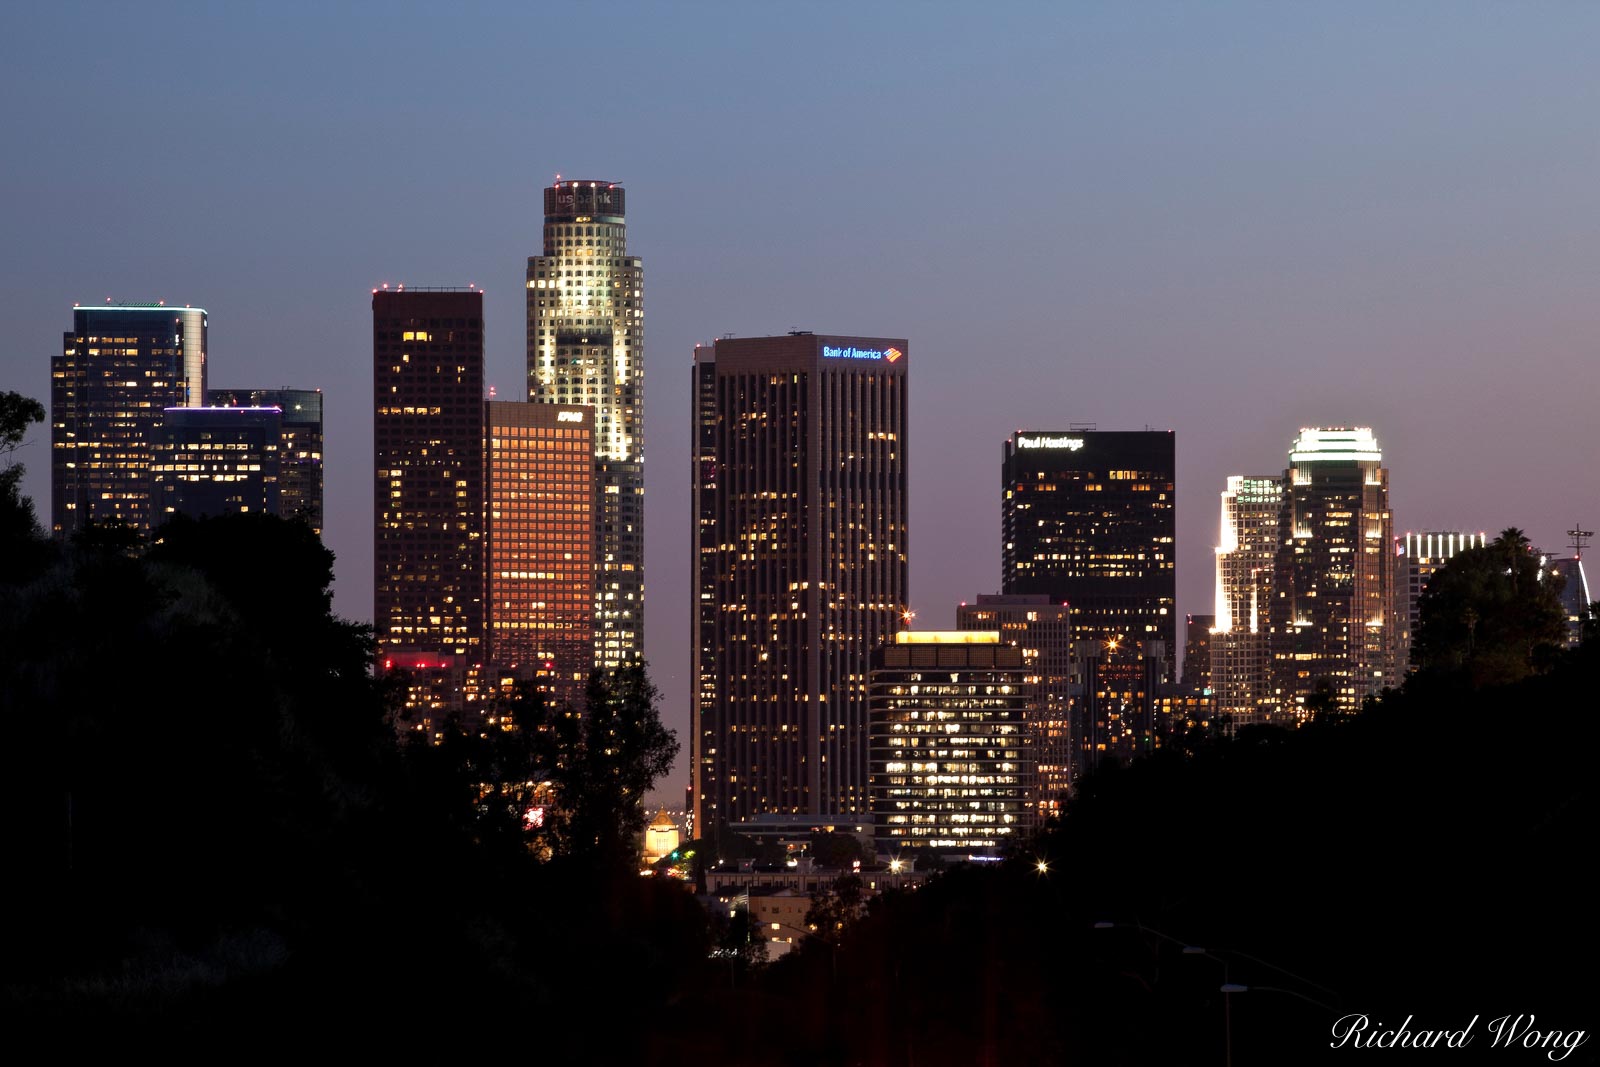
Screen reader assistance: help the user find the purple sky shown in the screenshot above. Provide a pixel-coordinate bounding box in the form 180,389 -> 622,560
5,4 -> 1599,797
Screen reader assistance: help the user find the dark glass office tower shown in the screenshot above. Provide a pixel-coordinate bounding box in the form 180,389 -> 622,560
152,406 -> 282,522
373,287 -> 485,666
1001,430 -> 1176,678
693,333 -> 909,831
209,388 -> 324,534
52,304 -> 207,538
527,180 -> 644,670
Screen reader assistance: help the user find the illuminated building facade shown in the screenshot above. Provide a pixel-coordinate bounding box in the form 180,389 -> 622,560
693,333 -> 909,831
52,305 -> 207,538
1211,475 -> 1284,727
152,406 -> 281,522
373,287 -> 485,666
1001,430 -> 1176,680
956,594 -> 1073,811
484,400 -> 595,711
868,631 -> 1035,854
1395,531 -> 1486,670
1074,638 -> 1168,771
1269,428 -> 1396,718
209,388 -> 324,534
526,180 -> 644,670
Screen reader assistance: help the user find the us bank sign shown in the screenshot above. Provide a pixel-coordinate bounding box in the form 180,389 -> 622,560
1016,435 -> 1085,450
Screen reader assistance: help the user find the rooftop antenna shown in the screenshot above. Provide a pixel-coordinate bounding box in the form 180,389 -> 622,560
1569,524 -> 1593,560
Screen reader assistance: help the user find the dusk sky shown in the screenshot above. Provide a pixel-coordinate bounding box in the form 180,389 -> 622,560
6,4 -> 1598,790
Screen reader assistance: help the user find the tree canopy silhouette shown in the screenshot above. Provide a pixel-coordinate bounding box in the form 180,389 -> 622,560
1411,526 -> 1568,685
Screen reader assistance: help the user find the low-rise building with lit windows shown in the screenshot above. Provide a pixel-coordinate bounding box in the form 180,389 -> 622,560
868,631 -> 1035,856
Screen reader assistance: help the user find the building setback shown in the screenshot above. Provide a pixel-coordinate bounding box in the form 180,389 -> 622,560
152,406 -> 281,522
693,333 -> 909,832
869,631 -> 1034,854
373,288 -> 485,668
484,400 -> 595,711
1269,427 -> 1396,718
526,180 -> 644,671
1001,430 -> 1176,680
956,594 -> 1073,812
209,388 -> 324,534
52,305 -> 207,538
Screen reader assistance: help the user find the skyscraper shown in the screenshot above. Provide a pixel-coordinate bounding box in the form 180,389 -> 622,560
1211,474 -> 1284,727
868,631 -> 1034,855
1269,427 -> 1396,718
373,287 -> 485,668
52,304 -> 207,538
485,400 -> 595,711
209,388 -> 324,534
1000,430 -> 1176,678
693,333 -> 909,832
956,594 -> 1073,812
526,180 -> 644,670
152,406 -> 281,522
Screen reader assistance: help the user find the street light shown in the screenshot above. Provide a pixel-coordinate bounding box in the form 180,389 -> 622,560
1094,921 -> 1231,1065
1184,947 -> 1234,1067
1221,983 -> 1338,1013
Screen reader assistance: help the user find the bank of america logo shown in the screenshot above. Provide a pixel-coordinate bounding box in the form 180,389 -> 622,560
885,347 -> 903,363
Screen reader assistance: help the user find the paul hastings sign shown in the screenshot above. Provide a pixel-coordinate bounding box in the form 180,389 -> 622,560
1015,434 -> 1085,451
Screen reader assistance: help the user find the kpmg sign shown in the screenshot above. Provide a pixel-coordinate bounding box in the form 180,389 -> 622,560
1016,434 -> 1085,451
556,410 -> 584,423
823,345 -> 904,363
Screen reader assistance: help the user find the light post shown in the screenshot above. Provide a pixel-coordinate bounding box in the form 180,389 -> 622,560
1221,983 -> 1338,1013
1093,922 -> 1340,1067
1183,946 -> 1233,1067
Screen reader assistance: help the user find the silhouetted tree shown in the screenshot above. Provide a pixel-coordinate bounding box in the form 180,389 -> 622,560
551,664 -> 678,867
0,391 -> 49,581
808,830 -> 873,869
1411,526 -> 1568,686
804,873 -> 866,946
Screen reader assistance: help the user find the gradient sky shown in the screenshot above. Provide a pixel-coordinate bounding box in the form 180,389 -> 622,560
5,3 -> 1598,796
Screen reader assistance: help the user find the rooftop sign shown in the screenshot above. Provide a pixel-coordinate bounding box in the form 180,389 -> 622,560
1016,435 -> 1084,451
823,345 -> 902,363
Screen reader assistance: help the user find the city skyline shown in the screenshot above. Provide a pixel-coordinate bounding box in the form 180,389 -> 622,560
7,5 -> 1600,795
